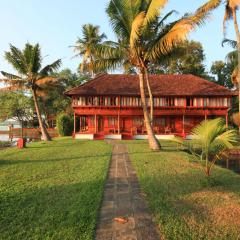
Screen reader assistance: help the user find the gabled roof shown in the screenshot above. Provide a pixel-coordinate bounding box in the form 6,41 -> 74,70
65,74 -> 237,97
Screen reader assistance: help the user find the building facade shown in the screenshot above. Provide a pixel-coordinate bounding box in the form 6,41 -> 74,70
65,74 -> 236,140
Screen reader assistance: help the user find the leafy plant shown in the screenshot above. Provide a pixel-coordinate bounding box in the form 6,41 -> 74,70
233,112 -> 240,126
174,118 -> 238,176
56,113 -> 73,136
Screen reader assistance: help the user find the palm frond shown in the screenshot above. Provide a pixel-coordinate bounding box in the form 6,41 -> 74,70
143,0 -> 168,27
130,11 -> 145,49
156,10 -> 178,30
36,77 -> 59,86
191,118 -> 237,156
222,38 -> 237,48
196,0 -> 221,14
229,0 -> 240,9
0,84 -> 26,92
146,0 -> 221,60
223,4 -> 233,35
146,0 -> 220,60
4,44 -> 28,75
107,0 -> 132,38
94,58 -> 124,72
39,59 -> 62,76
0,71 -> 21,80
30,43 -> 42,73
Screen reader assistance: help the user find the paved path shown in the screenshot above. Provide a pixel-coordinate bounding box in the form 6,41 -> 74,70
95,142 -> 161,240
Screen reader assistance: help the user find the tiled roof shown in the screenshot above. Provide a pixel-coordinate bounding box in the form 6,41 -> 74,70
65,74 -> 237,97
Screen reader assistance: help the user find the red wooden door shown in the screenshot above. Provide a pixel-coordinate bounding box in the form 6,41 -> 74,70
98,116 -> 104,132
122,118 -> 132,133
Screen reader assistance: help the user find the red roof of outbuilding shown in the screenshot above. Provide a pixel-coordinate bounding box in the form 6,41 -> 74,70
65,74 -> 237,97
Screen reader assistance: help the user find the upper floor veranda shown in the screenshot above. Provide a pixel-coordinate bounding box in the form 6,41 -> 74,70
65,74 -> 237,113
71,95 -> 232,109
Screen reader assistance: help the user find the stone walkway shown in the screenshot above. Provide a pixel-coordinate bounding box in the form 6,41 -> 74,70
95,142 -> 161,240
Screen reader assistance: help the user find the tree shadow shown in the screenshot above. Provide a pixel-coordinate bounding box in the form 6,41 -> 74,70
0,180 -> 105,240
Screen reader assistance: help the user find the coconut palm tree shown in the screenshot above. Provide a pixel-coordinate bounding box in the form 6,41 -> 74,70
223,1 -> 240,113
72,24 -> 106,78
0,43 -> 62,141
222,38 -> 239,83
96,0 -> 221,150
190,118 -> 237,176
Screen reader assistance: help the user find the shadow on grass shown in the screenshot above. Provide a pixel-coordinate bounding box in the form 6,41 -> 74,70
0,151 -> 154,166
0,181 -> 104,240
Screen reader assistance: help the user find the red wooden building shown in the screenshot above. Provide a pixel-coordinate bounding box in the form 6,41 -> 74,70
65,74 -> 237,140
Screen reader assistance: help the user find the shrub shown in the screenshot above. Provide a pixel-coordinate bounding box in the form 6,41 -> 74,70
233,113 -> 240,127
0,141 -> 11,148
173,118 -> 238,177
56,113 -> 73,136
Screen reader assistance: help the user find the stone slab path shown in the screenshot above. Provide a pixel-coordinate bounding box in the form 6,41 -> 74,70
95,142 -> 161,240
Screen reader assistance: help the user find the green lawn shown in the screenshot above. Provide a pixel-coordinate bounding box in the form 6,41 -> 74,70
0,138 -> 111,240
125,141 -> 240,240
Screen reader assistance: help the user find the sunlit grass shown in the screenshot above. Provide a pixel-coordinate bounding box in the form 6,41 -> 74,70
0,138 -> 112,240
125,140 -> 240,240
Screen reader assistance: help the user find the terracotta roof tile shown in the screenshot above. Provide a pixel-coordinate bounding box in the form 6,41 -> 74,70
65,74 -> 237,97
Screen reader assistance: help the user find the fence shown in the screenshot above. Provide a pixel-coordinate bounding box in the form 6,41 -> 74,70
0,128 -> 58,140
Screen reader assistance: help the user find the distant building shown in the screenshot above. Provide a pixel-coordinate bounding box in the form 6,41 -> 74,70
0,119 -> 21,131
65,74 -> 237,140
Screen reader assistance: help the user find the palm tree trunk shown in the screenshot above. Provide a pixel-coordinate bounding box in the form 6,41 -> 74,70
144,68 -> 154,124
32,89 -> 51,141
232,9 -> 240,133
138,71 -> 160,150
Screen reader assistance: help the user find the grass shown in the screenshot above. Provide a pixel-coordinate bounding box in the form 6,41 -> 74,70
0,138 -> 112,240
125,140 -> 240,240
0,141 -> 11,148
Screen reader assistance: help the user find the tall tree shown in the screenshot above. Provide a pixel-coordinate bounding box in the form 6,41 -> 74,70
0,43 -> 61,141
210,60 -> 234,88
39,69 -> 89,122
96,0 -> 221,150
223,0 -> 240,116
72,24 -> 106,78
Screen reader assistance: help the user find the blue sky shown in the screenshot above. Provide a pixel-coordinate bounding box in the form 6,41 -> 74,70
0,0 -> 237,75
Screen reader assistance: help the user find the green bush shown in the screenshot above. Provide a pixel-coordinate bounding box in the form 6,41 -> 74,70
56,113 -> 73,136
0,141 -> 11,148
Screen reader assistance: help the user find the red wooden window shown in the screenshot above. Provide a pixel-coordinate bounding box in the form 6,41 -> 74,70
89,116 -> 95,127
108,117 -> 117,127
153,118 -> 166,127
133,117 -> 144,126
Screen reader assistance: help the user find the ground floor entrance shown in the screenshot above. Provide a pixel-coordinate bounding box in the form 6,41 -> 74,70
73,114 -> 228,139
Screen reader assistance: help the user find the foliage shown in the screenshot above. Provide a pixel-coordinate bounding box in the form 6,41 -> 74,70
0,91 -> 33,122
176,118 -> 237,176
126,140 -> 240,239
222,0 -> 240,119
0,43 -> 62,141
210,60 -> 235,88
0,141 -> 11,148
97,0 -> 221,72
39,69 -> 89,122
0,138 -> 111,240
56,113 -> 73,136
149,40 -> 209,78
233,112 -> 240,126
222,38 -> 238,84
72,24 -> 106,77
